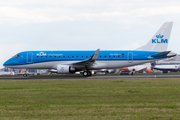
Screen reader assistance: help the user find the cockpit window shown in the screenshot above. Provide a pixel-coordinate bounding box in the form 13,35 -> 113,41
12,55 -> 19,58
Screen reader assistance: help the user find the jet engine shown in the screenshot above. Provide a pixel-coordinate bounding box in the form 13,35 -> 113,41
57,65 -> 76,74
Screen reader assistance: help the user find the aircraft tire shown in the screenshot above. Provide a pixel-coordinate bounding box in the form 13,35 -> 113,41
23,74 -> 28,77
87,71 -> 92,76
83,71 -> 92,76
83,71 -> 88,76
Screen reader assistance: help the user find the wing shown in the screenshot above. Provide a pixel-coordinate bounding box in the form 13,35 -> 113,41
72,49 -> 100,66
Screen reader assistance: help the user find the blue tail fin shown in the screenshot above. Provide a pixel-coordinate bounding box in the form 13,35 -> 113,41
151,61 -> 156,67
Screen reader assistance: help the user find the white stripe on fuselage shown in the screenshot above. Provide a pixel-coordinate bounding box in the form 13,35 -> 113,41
6,59 -> 159,70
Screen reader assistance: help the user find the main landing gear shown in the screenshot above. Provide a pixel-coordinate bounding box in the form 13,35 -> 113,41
23,69 -> 28,77
83,71 -> 92,76
23,74 -> 28,77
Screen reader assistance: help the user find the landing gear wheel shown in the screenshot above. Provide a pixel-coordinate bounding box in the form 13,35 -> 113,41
87,71 -> 92,76
83,71 -> 88,76
83,71 -> 92,76
23,74 -> 28,77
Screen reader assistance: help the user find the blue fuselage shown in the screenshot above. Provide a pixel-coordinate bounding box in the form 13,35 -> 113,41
3,50 -> 168,70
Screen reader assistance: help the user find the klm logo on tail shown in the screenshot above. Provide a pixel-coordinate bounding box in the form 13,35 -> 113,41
152,34 -> 168,43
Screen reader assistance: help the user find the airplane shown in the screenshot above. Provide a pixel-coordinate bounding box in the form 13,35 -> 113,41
151,61 -> 180,73
3,22 -> 176,77
0,71 -> 15,75
120,63 -> 151,73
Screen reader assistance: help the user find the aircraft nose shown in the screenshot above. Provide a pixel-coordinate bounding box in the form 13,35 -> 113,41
3,61 -> 8,66
3,59 -> 11,66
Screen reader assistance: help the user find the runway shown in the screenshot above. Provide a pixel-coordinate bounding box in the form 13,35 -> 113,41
0,74 -> 180,79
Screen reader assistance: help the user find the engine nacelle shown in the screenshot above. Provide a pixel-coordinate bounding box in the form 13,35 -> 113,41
57,65 -> 76,74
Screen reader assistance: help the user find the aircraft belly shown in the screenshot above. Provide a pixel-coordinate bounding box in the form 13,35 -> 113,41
97,60 -> 154,69
7,59 -> 159,70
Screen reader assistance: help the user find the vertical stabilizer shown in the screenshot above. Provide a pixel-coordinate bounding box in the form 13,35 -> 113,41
136,22 -> 173,51
151,61 -> 156,67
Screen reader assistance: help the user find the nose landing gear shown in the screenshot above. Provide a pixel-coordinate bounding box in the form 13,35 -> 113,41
83,71 -> 92,76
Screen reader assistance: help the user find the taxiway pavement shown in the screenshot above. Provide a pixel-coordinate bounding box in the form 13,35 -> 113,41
0,74 -> 180,79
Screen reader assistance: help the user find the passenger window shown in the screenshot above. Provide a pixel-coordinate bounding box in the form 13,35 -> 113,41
122,54 -> 124,57
118,55 -> 120,57
46,56 -> 47,58
76,56 -> 78,58
50,56 -> 52,58
72,56 -> 74,58
100,56 -> 101,57
54,56 -> 56,58
113,56 -> 115,57
109,55 -> 111,57
82,56 -> 83,58
37,56 -> 38,58
86,56 -> 88,58
63,56 -> 65,58
105,56 -> 106,57
68,56 -> 69,58
59,56 -> 61,58
41,56 -> 43,58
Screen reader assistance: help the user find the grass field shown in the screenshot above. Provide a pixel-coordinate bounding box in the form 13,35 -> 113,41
1,78 -> 180,120
1,72 -> 180,77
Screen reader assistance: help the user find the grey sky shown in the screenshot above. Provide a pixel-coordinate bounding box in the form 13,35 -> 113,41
1,0 -> 180,68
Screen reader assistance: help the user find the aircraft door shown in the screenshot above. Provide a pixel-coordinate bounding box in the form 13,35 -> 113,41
27,52 -> 33,63
128,52 -> 133,63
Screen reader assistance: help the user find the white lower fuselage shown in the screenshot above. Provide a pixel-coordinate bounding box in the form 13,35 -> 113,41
6,59 -> 157,70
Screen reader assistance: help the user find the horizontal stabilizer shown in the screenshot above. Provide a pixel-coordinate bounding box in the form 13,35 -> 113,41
151,51 -> 171,57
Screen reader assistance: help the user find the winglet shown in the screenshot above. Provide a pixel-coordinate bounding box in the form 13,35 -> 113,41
90,49 -> 100,61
